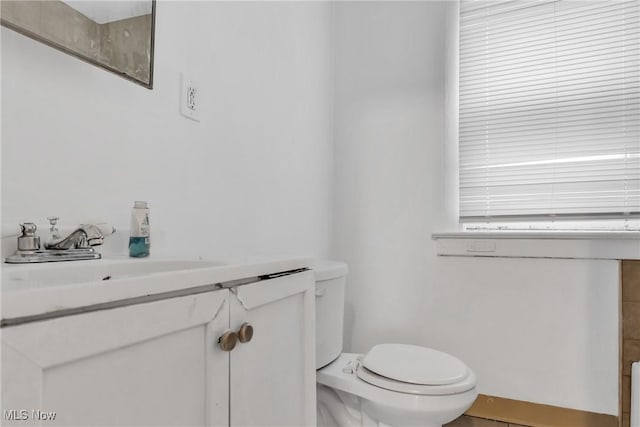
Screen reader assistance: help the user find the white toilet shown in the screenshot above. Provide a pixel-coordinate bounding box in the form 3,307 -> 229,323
314,260 -> 478,427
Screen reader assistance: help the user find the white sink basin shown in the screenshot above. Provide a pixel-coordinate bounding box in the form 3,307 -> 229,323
2,259 -> 225,291
1,256 -> 311,321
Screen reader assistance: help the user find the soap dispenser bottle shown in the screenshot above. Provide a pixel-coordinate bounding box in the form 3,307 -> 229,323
129,201 -> 150,257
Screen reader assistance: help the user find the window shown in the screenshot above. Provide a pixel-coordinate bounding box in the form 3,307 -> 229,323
458,0 -> 640,226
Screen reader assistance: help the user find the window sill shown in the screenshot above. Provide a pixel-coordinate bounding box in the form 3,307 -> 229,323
432,231 -> 640,260
432,230 -> 640,240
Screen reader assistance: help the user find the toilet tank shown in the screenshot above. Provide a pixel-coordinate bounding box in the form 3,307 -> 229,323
314,260 -> 348,369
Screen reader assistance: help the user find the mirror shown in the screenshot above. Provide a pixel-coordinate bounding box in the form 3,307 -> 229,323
1,0 -> 155,88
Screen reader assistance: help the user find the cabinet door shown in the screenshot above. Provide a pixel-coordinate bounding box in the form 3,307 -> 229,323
229,271 -> 316,426
2,290 -> 230,427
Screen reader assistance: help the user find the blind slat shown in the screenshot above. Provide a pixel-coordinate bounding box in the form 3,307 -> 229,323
460,50 -> 640,81
461,18 -> 640,52
460,76 -> 639,100
460,89 -> 640,113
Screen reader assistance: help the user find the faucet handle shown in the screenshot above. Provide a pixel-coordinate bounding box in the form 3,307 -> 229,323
17,223 -> 40,251
20,222 -> 37,236
47,216 -> 60,239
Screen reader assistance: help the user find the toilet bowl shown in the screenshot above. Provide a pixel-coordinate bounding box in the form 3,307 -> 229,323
314,261 -> 477,427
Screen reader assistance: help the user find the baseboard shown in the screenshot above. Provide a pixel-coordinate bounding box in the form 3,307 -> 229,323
465,394 -> 618,427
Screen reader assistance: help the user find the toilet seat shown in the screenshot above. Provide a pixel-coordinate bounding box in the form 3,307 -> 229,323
355,344 -> 476,396
356,365 -> 476,395
317,353 -> 479,427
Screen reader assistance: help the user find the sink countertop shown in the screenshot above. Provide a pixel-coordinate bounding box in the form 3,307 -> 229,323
1,255 -> 313,321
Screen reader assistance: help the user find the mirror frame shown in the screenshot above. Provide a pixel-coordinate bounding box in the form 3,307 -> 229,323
1,0 -> 156,89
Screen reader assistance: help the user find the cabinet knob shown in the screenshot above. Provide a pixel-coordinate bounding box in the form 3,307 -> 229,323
218,330 -> 238,351
238,323 -> 254,343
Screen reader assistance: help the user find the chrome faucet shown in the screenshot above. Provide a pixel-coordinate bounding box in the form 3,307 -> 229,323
44,224 -> 105,250
5,218 -> 114,264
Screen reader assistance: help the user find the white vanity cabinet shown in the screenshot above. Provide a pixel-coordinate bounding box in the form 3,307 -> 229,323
1,270 -> 315,427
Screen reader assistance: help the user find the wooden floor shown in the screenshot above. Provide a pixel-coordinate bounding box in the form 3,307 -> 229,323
445,415 -> 527,427
444,393 -> 619,427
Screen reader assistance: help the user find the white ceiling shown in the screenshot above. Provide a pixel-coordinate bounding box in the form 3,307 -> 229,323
61,1 -> 152,24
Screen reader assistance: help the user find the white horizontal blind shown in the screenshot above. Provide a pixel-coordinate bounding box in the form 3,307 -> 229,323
459,0 -> 640,221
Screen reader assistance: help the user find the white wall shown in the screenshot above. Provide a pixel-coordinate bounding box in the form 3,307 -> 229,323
332,0 -> 619,416
333,0 -> 449,351
1,1 -> 334,259
431,256 -> 618,415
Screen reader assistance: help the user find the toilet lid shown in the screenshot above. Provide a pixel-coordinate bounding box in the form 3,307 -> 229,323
361,344 -> 469,386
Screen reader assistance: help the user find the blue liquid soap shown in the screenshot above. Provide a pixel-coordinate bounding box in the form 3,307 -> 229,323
129,236 -> 150,257
129,200 -> 150,257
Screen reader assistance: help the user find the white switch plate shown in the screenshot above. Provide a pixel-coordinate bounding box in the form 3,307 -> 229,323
180,73 -> 200,122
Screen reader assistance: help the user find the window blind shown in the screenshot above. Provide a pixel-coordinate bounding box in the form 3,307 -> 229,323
459,0 -> 640,221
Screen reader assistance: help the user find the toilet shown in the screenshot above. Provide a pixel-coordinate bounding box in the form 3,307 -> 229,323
314,260 -> 478,427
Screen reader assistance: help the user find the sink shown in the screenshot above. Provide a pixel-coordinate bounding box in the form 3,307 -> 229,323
2,259 -> 225,291
1,255 -> 311,322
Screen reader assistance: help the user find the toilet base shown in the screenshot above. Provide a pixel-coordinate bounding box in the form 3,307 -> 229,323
317,385 -> 442,427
